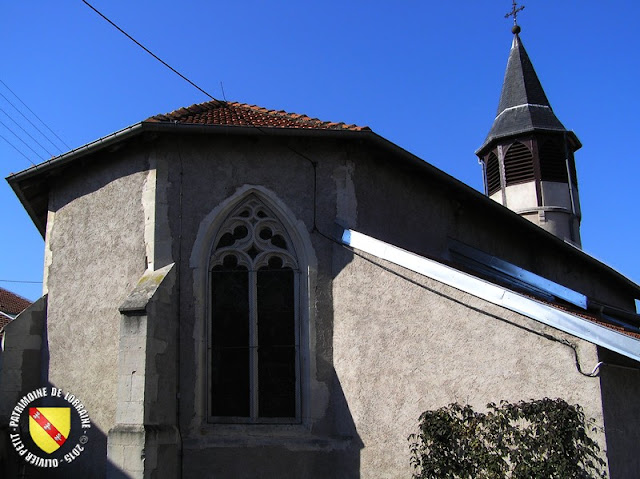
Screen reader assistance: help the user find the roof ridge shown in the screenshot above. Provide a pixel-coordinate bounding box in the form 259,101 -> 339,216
228,101 -> 365,130
145,100 -> 370,131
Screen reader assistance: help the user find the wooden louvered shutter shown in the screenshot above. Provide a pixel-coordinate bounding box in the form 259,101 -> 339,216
539,140 -> 568,182
486,152 -> 501,195
504,141 -> 534,186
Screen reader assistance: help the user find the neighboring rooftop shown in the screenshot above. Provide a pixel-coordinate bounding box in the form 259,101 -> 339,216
0,287 -> 32,317
146,100 -> 370,131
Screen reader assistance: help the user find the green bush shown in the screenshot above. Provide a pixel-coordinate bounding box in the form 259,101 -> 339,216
408,398 -> 606,479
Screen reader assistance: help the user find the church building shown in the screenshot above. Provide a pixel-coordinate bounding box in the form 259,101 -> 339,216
2,20 -> 639,479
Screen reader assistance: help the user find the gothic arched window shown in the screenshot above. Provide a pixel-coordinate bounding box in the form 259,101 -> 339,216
209,195 -> 300,422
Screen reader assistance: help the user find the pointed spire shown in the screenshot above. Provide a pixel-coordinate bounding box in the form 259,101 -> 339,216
496,34 -> 551,114
475,20 -> 583,247
476,31 -> 579,154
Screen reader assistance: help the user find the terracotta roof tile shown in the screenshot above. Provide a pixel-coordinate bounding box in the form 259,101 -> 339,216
145,100 -> 370,132
0,314 -> 9,340
0,287 -> 32,316
0,313 -> 11,331
541,297 -> 640,341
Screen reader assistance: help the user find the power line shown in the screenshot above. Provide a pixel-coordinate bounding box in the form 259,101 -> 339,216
0,106 -> 55,157
0,118 -> 46,161
0,90 -> 63,155
0,279 -> 42,284
0,79 -> 70,152
82,1 -> 220,103
81,0 -> 322,229
0,132 -> 35,166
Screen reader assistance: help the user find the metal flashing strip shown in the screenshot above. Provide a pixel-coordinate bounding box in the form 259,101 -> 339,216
494,103 -> 552,121
449,239 -> 587,309
341,229 -> 640,363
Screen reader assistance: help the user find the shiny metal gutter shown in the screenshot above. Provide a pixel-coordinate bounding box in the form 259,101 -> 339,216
449,239 -> 587,309
341,229 -> 640,362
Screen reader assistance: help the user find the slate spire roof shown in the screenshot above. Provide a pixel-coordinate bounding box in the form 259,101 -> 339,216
477,32 -> 579,153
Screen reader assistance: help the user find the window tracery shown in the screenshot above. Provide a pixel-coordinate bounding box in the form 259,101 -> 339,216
209,195 -> 300,422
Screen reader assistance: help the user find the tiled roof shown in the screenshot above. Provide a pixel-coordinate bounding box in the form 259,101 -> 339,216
0,287 -> 32,316
145,100 -> 370,131
544,297 -> 640,341
0,312 -> 11,332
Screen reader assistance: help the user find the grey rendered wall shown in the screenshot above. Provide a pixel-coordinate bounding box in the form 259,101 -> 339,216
37,130 -> 628,477
350,149 -> 634,310
158,132 -> 614,478
0,296 -> 48,422
598,347 -> 640,479
0,296 -> 47,479
332,249 -> 606,478
158,134 -> 364,478
44,149 -> 149,477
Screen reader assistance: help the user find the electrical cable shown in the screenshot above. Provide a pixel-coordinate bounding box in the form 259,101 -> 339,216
342,245 -> 604,378
0,279 -> 42,284
0,89 -> 66,154
0,131 -> 36,166
0,118 -> 46,161
82,1 -> 220,104
0,79 -> 69,150
81,0 -> 630,383
0,106 -> 55,157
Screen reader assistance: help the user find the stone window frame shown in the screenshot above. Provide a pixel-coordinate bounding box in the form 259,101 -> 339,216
191,186 -> 317,429
208,195 -> 301,423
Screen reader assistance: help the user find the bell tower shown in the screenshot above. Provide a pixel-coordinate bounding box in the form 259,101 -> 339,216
476,7 -> 582,247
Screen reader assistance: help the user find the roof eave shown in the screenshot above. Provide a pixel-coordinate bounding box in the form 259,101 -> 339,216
475,128 -> 582,156
6,121 -> 638,297
7,122 -> 374,184
7,122 -> 145,185
6,122 -> 373,237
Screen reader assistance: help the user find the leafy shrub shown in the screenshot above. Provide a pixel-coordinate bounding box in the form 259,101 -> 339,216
408,398 -> 606,479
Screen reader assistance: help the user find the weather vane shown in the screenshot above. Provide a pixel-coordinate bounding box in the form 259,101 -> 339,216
505,1 -> 525,33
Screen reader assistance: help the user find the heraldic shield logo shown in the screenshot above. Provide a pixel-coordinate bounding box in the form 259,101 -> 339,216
9,387 -> 91,468
29,407 -> 71,454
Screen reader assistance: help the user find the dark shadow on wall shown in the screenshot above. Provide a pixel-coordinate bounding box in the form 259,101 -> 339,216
0,297 -> 129,479
180,369 -> 363,479
179,235 -> 363,478
598,347 -> 640,479
1,424 -> 122,479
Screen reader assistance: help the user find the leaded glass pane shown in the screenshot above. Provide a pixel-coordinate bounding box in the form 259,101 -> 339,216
257,266 -> 296,417
211,266 -> 250,417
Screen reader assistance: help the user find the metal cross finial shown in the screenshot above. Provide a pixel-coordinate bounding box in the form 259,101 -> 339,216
505,0 -> 525,26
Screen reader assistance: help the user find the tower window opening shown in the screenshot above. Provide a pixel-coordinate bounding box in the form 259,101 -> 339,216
539,140 -> 568,182
504,141 -> 534,186
486,152 -> 501,195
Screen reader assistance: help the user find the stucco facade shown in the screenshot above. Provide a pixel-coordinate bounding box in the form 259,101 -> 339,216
3,123 -> 639,478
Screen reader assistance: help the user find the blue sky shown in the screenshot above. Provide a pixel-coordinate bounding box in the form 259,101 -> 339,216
1,1 -> 638,301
